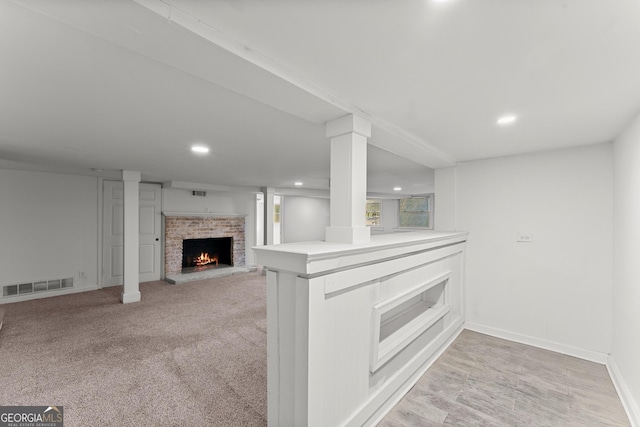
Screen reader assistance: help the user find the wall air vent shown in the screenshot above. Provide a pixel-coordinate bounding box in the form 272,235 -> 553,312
3,277 -> 73,298
192,190 -> 207,197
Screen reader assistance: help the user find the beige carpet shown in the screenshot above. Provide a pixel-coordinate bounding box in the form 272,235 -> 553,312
0,273 -> 267,426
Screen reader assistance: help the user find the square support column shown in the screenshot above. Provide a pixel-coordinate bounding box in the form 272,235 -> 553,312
121,170 -> 141,304
262,187 -> 276,246
325,114 -> 371,244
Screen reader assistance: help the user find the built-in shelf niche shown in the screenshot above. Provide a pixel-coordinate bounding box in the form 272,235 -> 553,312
370,271 -> 451,372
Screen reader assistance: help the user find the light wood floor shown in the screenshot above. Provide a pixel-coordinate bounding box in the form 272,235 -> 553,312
379,330 -> 630,426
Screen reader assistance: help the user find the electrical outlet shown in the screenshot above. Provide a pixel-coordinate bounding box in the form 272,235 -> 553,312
78,271 -> 86,279
516,233 -> 533,242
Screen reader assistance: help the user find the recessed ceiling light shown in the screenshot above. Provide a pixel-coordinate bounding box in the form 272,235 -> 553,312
394,187 -> 402,191
191,145 -> 209,154
294,182 -> 303,186
497,115 -> 517,126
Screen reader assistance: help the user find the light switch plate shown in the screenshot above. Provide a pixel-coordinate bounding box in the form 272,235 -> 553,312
516,233 -> 533,242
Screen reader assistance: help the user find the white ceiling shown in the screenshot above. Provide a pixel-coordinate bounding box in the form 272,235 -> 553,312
2,0 -> 640,196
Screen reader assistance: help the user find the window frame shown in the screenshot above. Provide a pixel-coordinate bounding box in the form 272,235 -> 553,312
365,198 -> 382,226
397,194 -> 434,230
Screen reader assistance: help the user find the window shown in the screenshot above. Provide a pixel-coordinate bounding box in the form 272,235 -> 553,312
399,195 -> 434,229
366,199 -> 381,226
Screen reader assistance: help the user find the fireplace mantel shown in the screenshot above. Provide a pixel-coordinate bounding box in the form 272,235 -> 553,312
162,212 -> 247,218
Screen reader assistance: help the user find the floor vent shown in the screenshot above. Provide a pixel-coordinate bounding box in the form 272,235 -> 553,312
3,278 -> 73,298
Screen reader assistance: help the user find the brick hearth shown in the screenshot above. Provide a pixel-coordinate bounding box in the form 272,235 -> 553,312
164,216 -> 246,276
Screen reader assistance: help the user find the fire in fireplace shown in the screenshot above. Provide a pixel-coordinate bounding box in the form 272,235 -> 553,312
182,237 -> 233,273
194,252 -> 218,267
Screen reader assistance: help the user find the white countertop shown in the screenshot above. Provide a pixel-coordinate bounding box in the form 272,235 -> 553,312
253,230 -> 468,276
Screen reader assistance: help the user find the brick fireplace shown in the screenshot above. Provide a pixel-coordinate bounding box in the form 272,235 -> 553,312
164,215 -> 246,276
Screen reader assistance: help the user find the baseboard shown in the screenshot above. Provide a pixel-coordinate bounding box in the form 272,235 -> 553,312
464,322 -> 608,364
608,356 -> 640,427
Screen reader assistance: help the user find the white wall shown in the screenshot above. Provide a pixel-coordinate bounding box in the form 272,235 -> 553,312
0,169 -> 99,299
612,113 -> 640,423
455,144 -> 613,360
281,196 -> 329,243
0,175 -> 261,303
279,196 -> 401,241
277,195 -> 413,240
162,188 -> 258,264
434,167 -> 456,231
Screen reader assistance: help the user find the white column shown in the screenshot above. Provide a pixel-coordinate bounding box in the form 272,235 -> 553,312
325,114 -> 371,244
262,187 -> 275,245
434,166 -> 457,231
121,170 -> 141,304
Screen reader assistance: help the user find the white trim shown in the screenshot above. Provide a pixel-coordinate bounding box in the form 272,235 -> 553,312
370,272 -> 451,371
464,322 -> 609,364
255,231 -> 468,278
608,355 -> 640,427
97,177 -> 105,288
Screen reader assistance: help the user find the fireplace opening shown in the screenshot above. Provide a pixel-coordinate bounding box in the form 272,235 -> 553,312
182,237 -> 233,273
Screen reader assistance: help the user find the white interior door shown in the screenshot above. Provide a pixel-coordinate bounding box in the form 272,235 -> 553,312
102,181 -> 162,287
